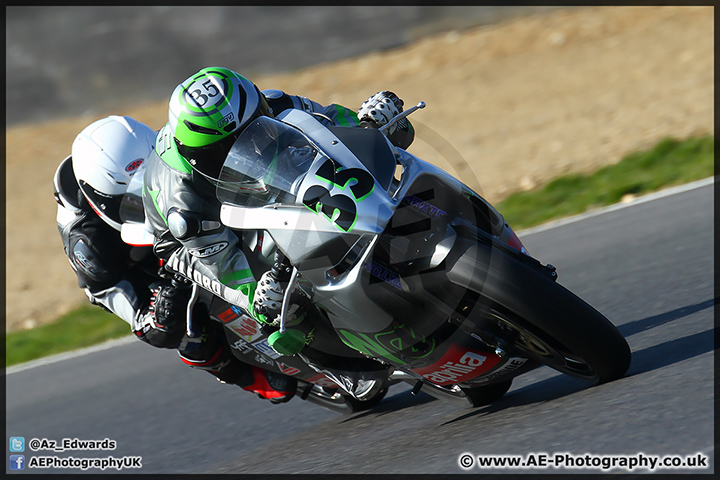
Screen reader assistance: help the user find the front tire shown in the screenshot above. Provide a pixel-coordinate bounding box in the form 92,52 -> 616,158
447,239 -> 631,384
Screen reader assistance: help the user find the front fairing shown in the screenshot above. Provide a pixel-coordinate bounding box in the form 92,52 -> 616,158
217,113 -> 397,279
217,110 -> 519,374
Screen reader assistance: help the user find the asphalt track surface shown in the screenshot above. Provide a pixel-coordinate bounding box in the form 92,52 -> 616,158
5,180 -> 714,475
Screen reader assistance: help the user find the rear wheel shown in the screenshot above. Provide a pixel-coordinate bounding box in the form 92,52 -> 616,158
343,387 -> 389,412
460,379 -> 513,407
299,383 -> 388,414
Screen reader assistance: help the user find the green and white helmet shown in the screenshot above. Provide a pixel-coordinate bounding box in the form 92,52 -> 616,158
169,66 -> 271,179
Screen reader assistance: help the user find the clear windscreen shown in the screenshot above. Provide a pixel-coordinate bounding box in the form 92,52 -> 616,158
216,117 -> 323,207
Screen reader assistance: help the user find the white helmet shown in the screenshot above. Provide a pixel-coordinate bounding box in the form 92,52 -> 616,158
72,115 -> 156,231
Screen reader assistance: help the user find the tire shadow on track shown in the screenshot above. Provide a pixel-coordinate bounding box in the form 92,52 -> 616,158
343,300 -> 715,424
441,325 -> 714,426
616,298 -> 715,377
340,388 -> 439,423
623,328 -> 714,378
617,299 -> 715,338
441,375 -> 590,426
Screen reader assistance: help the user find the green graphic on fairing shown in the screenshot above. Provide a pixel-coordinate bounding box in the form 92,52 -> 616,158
338,324 -> 437,365
314,165 -> 375,202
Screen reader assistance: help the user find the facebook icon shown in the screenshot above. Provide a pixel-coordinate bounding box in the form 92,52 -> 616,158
9,455 -> 25,470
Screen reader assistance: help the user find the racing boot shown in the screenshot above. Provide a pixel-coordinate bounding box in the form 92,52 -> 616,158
240,366 -> 298,404
179,346 -> 297,403
178,325 -> 297,403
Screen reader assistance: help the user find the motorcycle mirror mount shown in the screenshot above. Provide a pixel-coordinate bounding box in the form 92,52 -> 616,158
379,101 -> 426,134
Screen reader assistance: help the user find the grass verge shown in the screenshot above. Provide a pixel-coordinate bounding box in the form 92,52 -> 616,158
5,134 -> 713,367
6,304 -> 130,367
497,135 -> 714,230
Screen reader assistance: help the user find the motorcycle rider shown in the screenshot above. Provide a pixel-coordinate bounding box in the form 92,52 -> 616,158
54,115 -> 295,404
54,115 -> 169,337
142,66 -> 414,401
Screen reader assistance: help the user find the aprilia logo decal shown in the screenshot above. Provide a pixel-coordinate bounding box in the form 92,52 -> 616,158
411,345 -> 500,386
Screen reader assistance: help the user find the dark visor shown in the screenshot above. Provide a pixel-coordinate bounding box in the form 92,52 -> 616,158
175,131 -> 241,180
78,180 -> 125,226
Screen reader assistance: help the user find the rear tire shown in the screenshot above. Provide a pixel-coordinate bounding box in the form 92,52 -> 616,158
461,380 -> 513,407
447,239 -> 631,384
300,384 -> 388,414
343,387 -> 389,412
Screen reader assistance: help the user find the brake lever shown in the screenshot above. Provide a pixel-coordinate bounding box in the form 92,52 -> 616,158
379,101 -> 426,133
278,266 -> 299,334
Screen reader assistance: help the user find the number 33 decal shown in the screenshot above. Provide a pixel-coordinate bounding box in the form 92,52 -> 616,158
302,158 -> 374,232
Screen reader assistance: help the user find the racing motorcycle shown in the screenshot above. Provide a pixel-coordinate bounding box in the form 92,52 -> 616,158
120,102 -> 631,413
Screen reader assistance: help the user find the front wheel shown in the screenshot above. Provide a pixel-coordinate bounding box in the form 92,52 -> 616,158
447,240 -> 631,384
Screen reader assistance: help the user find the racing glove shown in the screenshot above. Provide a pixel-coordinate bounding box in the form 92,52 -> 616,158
134,283 -> 189,348
253,270 -> 285,323
253,271 -> 308,327
358,91 -> 405,133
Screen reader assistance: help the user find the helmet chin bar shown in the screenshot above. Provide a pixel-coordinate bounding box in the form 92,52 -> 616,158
175,132 -> 240,180
79,182 -> 124,231
188,162 -> 224,187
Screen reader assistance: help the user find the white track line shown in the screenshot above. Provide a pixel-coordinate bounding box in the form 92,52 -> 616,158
6,176 -> 714,375
5,336 -> 136,375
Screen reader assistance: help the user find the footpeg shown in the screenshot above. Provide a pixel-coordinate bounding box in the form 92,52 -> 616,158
545,264 -> 558,281
411,381 -> 423,396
